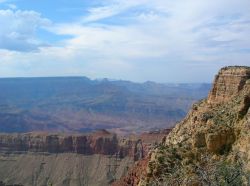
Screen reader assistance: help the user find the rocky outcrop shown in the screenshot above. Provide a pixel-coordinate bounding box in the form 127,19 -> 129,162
132,66 -> 250,185
205,129 -> 235,154
208,66 -> 250,104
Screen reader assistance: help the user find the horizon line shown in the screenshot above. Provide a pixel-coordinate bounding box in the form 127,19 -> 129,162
0,76 -> 212,84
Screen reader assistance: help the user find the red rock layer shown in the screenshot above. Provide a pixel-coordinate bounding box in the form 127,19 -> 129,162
0,130 -> 154,160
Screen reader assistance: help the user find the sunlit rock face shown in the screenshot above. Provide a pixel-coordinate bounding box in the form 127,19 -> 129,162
118,66 -> 250,186
208,66 -> 250,104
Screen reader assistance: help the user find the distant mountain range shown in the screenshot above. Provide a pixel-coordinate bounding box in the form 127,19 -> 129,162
0,77 -> 211,134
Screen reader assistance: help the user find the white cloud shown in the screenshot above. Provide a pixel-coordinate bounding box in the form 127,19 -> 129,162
80,0 -> 150,23
53,0 -> 250,62
0,9 -> 51,51
81,5 -> 123,23
0,0 -> 250,82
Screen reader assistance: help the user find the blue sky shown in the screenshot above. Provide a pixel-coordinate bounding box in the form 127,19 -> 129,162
0,0 -> 250,83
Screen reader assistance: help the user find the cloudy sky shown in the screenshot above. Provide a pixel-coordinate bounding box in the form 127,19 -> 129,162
0,0 -> 249,82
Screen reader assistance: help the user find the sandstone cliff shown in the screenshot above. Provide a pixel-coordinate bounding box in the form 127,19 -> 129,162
119,66 -> 250,185
208,66 -> 250,104
0,130 -> 147,160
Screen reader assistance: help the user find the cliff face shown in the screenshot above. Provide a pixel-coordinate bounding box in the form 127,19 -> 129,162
123,66 -> 250,186
0,130 -> 168,186
207,66 -> 250,104
0,131 -> 116,155
0,130 -> 147,159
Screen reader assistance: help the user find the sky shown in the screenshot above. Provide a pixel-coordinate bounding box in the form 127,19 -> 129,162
0,0 -> 250,83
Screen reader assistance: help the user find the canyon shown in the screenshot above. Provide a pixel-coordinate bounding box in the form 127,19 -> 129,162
116,66 -> 250,185
0,77 -> 210,134
2,66 -> 249,186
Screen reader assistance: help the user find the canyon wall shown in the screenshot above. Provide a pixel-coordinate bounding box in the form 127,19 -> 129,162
207,66 -> 250,104
0,129 -> 171,186
0,130 -> 117,155
0,130 -> 147,160
116,66 -> 250,186
0,128 -> 171,160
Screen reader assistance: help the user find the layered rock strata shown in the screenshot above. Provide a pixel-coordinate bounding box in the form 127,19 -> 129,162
117,66 -> 250,185
207,66 -> 250,104
0,130 -> 146,159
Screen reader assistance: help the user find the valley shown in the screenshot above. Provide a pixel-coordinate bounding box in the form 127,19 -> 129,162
0,77 -> 210,134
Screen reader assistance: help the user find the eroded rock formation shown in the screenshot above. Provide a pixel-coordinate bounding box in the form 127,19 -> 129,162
141,66 -> 250,185
0,129 -> 165,162
117,66 -> 250,185
0,130 -> 117,155
0,129 -> 170,186
207,66 -> 250,104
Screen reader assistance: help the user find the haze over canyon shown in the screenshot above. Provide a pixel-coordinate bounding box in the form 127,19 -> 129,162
0,77 -> 210,134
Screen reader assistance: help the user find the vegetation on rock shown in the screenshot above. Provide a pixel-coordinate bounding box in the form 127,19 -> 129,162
137,66 -> 250,186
